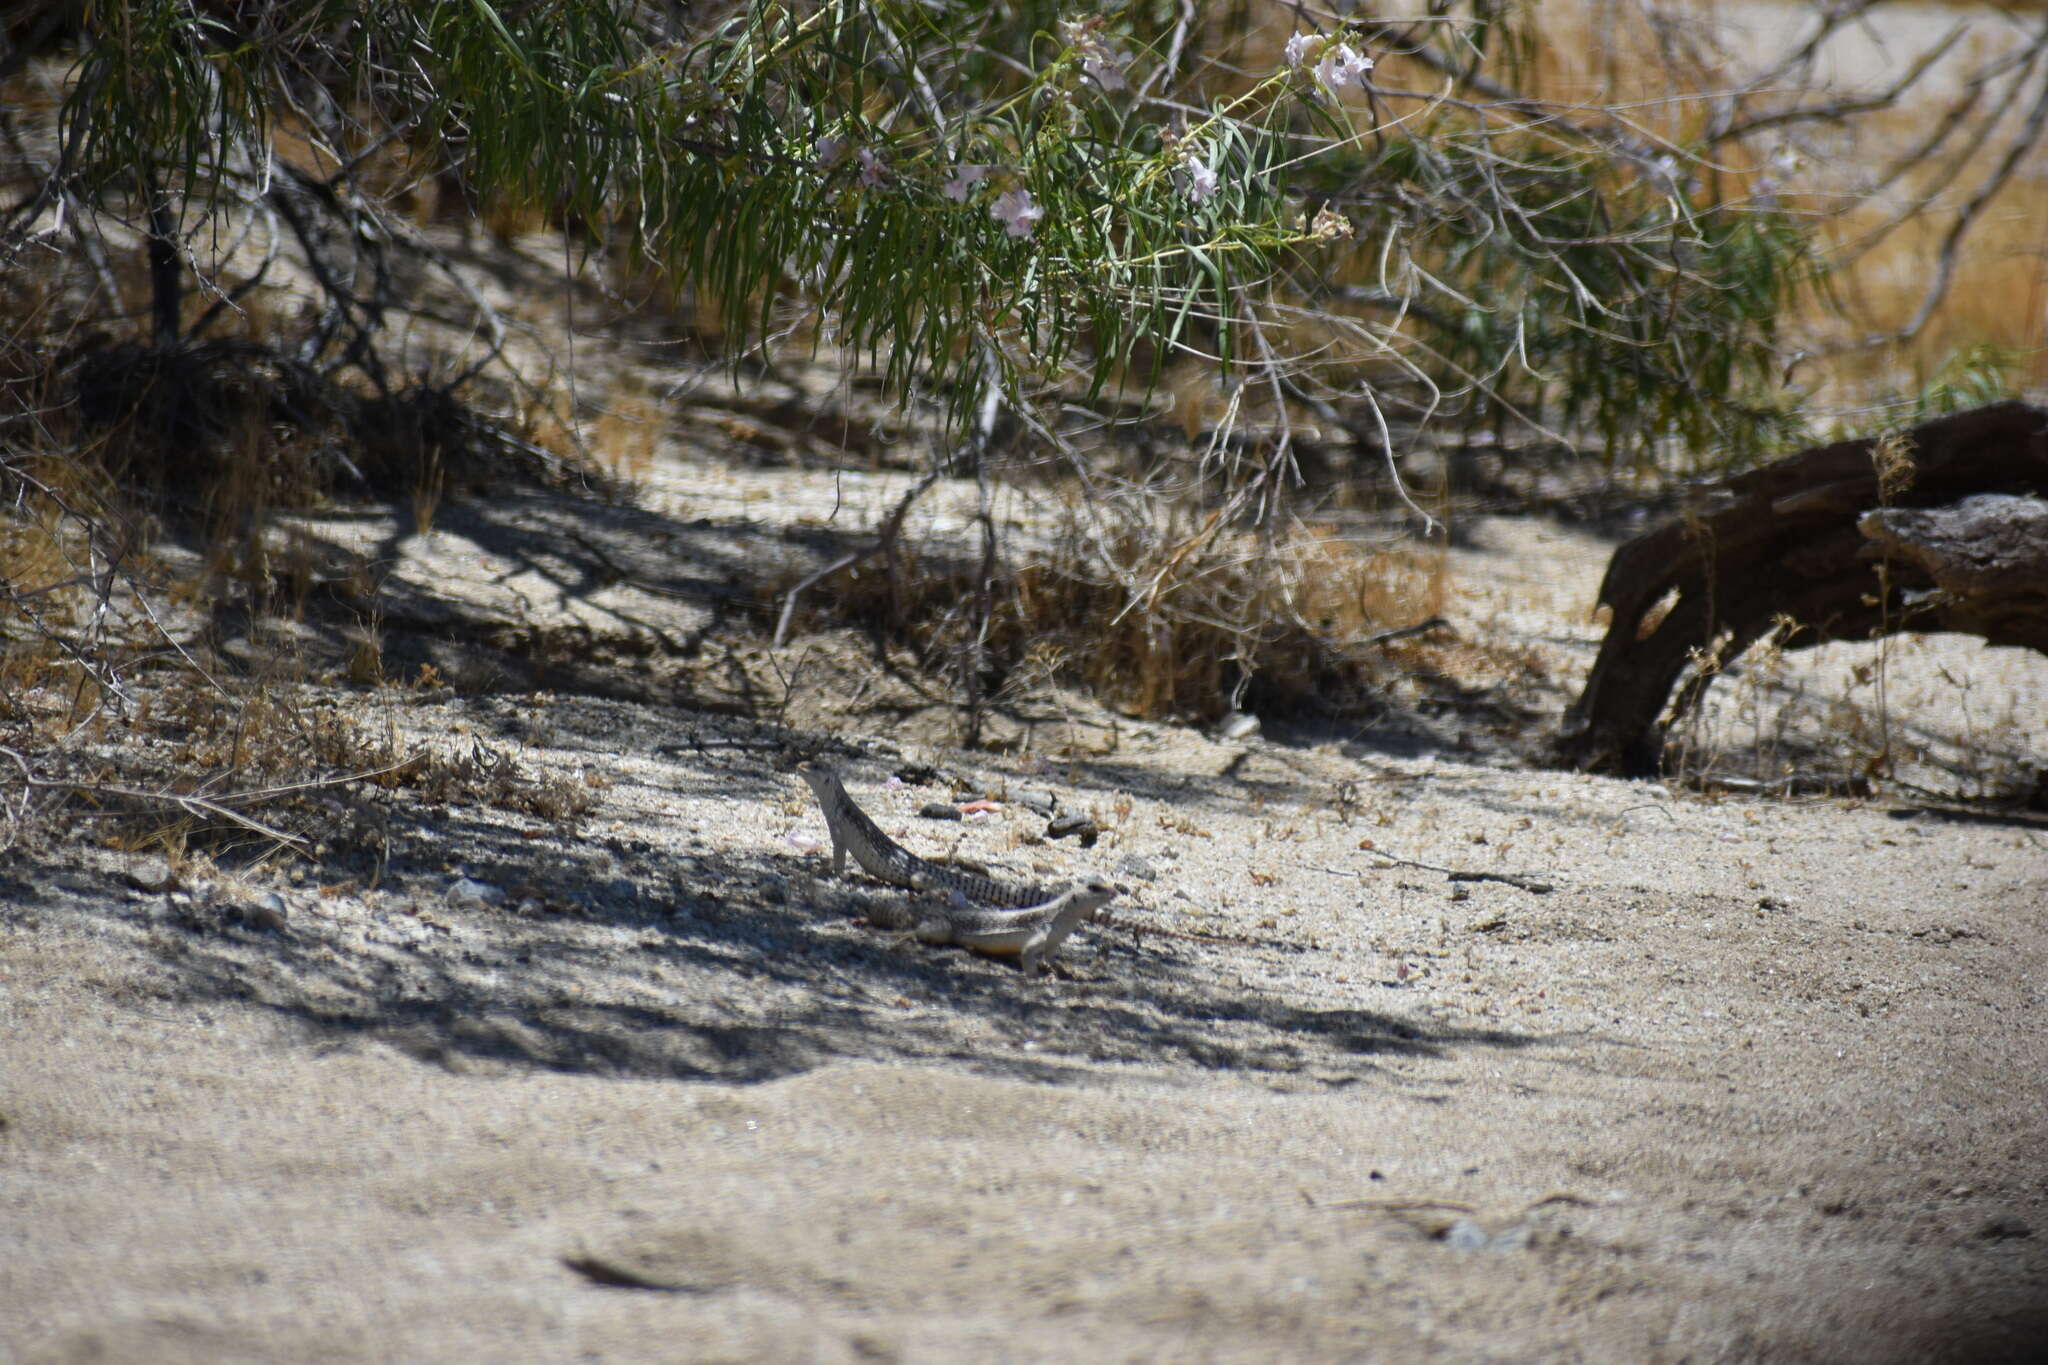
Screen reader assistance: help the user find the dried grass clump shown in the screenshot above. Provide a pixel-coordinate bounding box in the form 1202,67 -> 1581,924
1030,519 -> 1443,722
814,501 -> 1445,725
59,339 -> 569,521
1870,429 -> 1917,506
0,417 -> 593,861
1664,622 -> 2045,804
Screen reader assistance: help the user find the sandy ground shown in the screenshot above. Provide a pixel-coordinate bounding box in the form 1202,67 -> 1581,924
3,466 -> 2047,1363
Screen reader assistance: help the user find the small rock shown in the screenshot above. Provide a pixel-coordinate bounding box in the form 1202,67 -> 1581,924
1979,1217 -> 2032,1241
1214,710 -> 1261,742
447,877 -> 507,909
237,893 -> 289,934
1012,789 -> 1057,816
1047,814 -> 1099,846
1115,853 -> 1157,882
122,856 -> 180,895
1442,1218 -> 1490,1251
917,803 -> 963,821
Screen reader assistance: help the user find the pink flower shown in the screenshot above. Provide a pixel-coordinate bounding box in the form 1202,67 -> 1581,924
1060,17 -> 1130,91
857,147 -> 891,188
1315,43 -> 1374,93
991,187 -> 1043,239
1179,151 -> 1219,204
1083,46 -> 1129,91
1283,32 -> 1315,70
943,164 -> 990,202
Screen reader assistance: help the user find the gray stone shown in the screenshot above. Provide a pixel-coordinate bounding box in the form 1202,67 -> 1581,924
1115,853 -> 1158,882
122,856 -> 180,895
447,876 -> 507,909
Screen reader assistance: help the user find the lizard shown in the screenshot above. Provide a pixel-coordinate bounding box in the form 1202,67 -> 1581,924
797,761 -> 1064,907
907,876 -> 1122,973
796,761 -> 1119,969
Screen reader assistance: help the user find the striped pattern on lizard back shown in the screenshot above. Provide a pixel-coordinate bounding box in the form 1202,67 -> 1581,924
797,763 -> 1060,908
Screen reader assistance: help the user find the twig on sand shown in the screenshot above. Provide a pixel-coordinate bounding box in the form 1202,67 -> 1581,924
1320,851 -> 1556,895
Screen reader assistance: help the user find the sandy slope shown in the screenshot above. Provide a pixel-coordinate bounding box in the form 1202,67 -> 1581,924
3,479 -> 2046,1363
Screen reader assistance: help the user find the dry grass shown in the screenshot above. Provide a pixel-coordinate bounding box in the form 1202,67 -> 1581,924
0,589 -> 598,858
0,339 -> 596,860
1666,625 -> 2046,802
1871,427 -> 1918,505
591,383 -> 666,484
804,498 -> 1446,726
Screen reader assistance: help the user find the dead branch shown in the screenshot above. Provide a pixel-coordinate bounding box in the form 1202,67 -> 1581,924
1560,402 -> 2048,776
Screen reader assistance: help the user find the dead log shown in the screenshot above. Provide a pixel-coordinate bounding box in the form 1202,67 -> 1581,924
1559,401 -> 2048,775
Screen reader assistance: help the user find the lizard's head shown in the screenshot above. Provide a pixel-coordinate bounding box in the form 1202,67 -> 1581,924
1079,876 -> 1122,904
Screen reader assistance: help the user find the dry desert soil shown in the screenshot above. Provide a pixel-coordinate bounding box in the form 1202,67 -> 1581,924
3,453 -> 2047,1364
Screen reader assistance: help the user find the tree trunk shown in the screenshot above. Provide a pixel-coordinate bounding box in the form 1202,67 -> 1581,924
1558,402 -> 2048,775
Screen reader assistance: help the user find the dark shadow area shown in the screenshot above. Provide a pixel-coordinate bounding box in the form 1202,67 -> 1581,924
1887,802 -> 2048,830
10,758 -> 1564,1089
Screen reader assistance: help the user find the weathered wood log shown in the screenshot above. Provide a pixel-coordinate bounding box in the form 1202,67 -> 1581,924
1559,401 -> 2048,775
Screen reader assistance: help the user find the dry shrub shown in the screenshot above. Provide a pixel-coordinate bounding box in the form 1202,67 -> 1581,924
60,339 -> 559,517
591,384 -> 665,483
1662,611 -> 2046,802
65,674 -> 595,856
1035,519 -> 1443,721
815,499 -> 1445,724
1483,0 -> 2048,402
0,370 -> 593,858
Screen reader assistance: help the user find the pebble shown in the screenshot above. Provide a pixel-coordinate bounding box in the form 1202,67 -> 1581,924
238,893 -> 289,934
1047,814 -> 1099,845
1115,853 -> 1158,882
122,856 -> 180,895
917,803 -> 963,821
447,877 -> 507,909
1443,1218 -> 1490,1251
1214,710 -> 1261,742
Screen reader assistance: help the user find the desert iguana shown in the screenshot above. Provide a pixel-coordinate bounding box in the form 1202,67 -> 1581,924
910,877 -> 1121,972
798,761 -> 1064,907
797,762 -> 1118,969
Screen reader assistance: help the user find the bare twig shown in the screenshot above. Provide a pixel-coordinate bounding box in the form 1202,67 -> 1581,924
1319,855 -> 1556,895
1897,24 -> 2048,341
0,749 -> 420,850
772,468 -> 942,650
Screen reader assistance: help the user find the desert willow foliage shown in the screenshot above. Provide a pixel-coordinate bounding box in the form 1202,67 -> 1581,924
37,2 -> 1810,481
